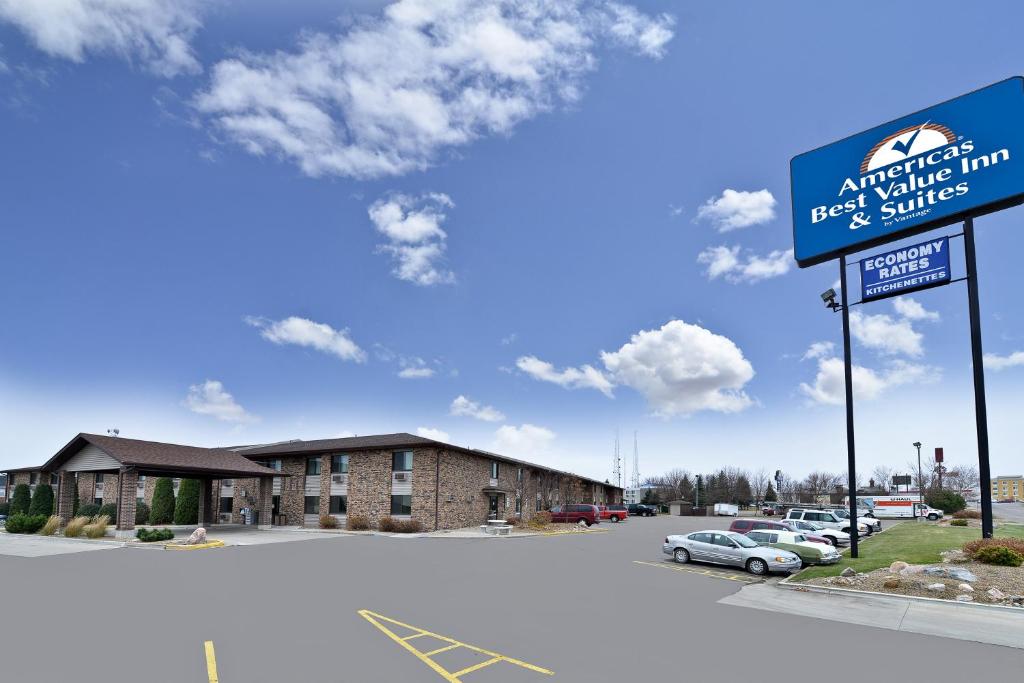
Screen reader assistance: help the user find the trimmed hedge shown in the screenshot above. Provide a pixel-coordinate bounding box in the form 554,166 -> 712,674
974,545 -> 1024,567
135,502 -> 151,526
346,514 -> 370,531
150,478 -> 175,524
5,513 -> 48,534
77,503 -> 101,519
98,503 -> 118,521
173,479 -> 199,525
378,516 -> 422,533
9,483 -> 31,515
136,527 -> 174,543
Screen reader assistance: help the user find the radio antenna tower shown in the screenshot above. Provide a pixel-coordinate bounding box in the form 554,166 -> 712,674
612,430 -> 622,488
631,431 -> 640,488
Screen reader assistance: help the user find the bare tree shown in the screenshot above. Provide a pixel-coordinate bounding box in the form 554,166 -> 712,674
750,468 -> 770,505
944,464 -> 979,494
871,465 -> 896,492
804,471 -> 842,501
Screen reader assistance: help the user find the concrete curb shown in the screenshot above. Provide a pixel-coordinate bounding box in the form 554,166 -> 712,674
778,576 -> 1024,614
163,540 -> 226,551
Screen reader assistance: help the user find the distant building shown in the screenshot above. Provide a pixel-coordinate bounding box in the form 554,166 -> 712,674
991,475 -> 1024,501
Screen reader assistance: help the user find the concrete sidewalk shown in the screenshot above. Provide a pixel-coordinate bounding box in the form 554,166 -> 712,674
720,581 -> 1024,649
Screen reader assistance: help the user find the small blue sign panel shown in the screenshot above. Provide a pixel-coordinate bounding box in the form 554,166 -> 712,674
792,77 -> 1024,267
860,237 -> 950,302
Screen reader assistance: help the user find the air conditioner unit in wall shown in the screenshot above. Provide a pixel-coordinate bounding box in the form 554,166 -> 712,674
394,472 -> 407,482
332,474 -> 346,484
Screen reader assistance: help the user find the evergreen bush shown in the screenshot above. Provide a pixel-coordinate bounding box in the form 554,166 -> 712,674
173,479 -> 199,525
98,503 -> 118,521
77,503 -> 101,519
135,502 -> 151,526
150,478 -> 175,524
28,484 -> 55,517
5,513 -> 48,534
9,483 -> 31,515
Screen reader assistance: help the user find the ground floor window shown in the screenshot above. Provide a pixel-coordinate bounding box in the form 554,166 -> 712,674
391,494 -> 412,516
272,495 -> 281,516
330,495 -> 347,514
94,497 -> 102,507
304,496 -> 320,514
220,496 -> 232,514
136,497 -> 144,505
515,496 -> 521,514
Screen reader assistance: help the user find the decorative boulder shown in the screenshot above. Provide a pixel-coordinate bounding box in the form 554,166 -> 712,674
840,567 -> 857,577
883,577 -> 900,589
185,527 -> 207,545
987,588 -> 1006,601
924,566 -> 978,582
900,565 -> 926,576
926,583 -> 946,592
958,583 -> 974,593
889,561 -> 909,573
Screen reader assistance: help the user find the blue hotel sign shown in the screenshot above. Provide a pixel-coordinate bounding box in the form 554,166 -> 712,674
792,77 -> 1024,267
860,237 -> 950,302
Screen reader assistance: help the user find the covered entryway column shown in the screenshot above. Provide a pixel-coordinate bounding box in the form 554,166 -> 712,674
197,478 -> 214,527
57,471 -> 77,523
257,476 -> 273,530
115,467 -> 138,537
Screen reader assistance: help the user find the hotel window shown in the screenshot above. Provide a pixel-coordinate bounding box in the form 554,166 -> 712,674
304,496 -> 320,514
517,467 -> 523,482
30,473 -> 38,485
265,459 -> 281,471
392,451 -> 413,472
220,497 -> 233,514
515,496 -> 522,514
490,461 -> 499,478
306,457 -> 321,476
95,473 -> 103,485
330,495 -> 347,514
331,454 -> 349,474
272,496 -> 281,516
391,494 -> 412,516
51,473 -> 59,486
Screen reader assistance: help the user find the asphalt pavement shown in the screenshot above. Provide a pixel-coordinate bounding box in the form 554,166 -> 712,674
1,515 -> 1022,682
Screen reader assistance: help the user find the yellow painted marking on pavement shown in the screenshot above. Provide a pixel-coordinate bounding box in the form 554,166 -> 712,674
632,560 -> 760,584
358,609 -> 553,682
540,528 -> 610,536
204,641 -> 219,683
402,632 -> 430,641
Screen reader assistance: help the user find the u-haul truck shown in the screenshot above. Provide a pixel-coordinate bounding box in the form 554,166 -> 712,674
855,496 -> 943,520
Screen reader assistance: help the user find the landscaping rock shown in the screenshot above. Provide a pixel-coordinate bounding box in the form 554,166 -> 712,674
883,577 -> 901,589
889,561 -> 909,573
185,527 -> 207,545
958,583 -> 974,593
899,565 -> 926,576
924,566 -> 978,583
840,567 -> 857,577
987,588 -> 1006,601
926,583 -> 946,592
837,577 -> 856,586
955,594 -> 974,602
1010,595 -> 1024,606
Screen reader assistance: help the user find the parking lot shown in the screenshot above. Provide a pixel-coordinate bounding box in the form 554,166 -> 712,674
2,515 -> 1021,682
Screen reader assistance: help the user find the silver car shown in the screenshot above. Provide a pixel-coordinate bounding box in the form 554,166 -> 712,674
662,530 -> 802,576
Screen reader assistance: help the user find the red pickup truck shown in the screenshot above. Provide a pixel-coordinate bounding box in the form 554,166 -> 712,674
549,504 -> 601,527
598,504 -> 629,522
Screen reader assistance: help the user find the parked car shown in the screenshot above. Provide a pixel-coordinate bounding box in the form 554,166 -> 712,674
728,518 -> 836,547
826,508 -> 881,532
628,503 -> 658,517
746,529 -> 841,566
662,530 -> 802,576
781,519 -> 851,547
785,508 -> 869,536
598,504 -> 629,522
548,504 -> 601,526
761,503 -> 784,516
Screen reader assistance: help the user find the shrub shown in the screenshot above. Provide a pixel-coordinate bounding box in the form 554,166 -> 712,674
29,483 -> 55,517
319,515 -> 339,529
135,502 -> 151,526
377,516 -> 396,532
135,527 -> 174,543
924,489 -> 965,514
528,511 -> 553,529
84,515 -> 110,539
98,503 -> 118,521
963,537 -> 1024,558
950,519 -> 968,527
64,516 -> 90,538
150,478 -> 175,524
9,483 -> 31,515
393,519 -> 422,533
346,514 -> 370,531
5,513 -> 48,534
974,545 -> 1024,567
77,503 -> 101,519
953,509 -> 981,519
39,515 -> 61,536
173,479 -> 200,525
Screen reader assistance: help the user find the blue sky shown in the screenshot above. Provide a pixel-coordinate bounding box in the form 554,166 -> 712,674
1,0 -> 1022,486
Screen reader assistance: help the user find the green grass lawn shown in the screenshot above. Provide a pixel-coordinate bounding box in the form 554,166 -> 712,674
796,521 -> 1024,580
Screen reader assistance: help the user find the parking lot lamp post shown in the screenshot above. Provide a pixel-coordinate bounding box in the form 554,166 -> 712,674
913,442 -> 923,516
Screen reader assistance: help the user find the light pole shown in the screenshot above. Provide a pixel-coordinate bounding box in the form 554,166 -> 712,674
913,442 -> 923,517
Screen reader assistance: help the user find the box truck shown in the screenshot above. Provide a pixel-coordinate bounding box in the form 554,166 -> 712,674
714,503 -> 739,516
856,496 -> 943,520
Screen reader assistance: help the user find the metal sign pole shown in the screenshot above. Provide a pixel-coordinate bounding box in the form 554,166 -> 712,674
839,255 -> 859,558
963,217 -> 994,538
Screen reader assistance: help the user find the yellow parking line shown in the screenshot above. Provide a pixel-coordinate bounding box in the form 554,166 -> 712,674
541,528 -> 610,536
632,560 -> 759,584
204,641 -> 219,683
358,609 -> 553,682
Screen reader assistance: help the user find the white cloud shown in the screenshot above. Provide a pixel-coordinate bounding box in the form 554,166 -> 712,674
416,426 -> 450,442
500,333 -> 517,345
494,423 -> 555,456
398,366 -> 435,379
515,355 -> 614,397
802,341 -> 835,361
698,245 -> 793,284
246,316 -> 366,362
893,297 -> 940,322
0,0 -> 203,77
450,395 -> 505,422
183,380 -> 256,423
800,357 -> 936,405
695,189 -> 776,232
984,351 -> 1024,371
849,310 -> 923,357
369,193 -> 455,286
194,0 -> 674,179
601,320 -> 755,416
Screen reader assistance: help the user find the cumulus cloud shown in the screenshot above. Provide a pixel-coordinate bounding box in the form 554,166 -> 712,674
601,320 -> 755,416
397,357 -> 435,379
183,380 -> 256,423
369,192 -> 456,286
984,351 -> 1024,371
0,0 -> 203,77
802,341 -> 835,361
416,426 -> 450,442
892,297 -> 940,322
515,356 -> 614,397
695,189 -> 776,232
450,395 -> 505,422
194,0 -> 674,179
849,310 -> 923,357
698,245 -> 793,284
246,316 -> 366,362
494,423 -> 555,456
799,357 -> 936,405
